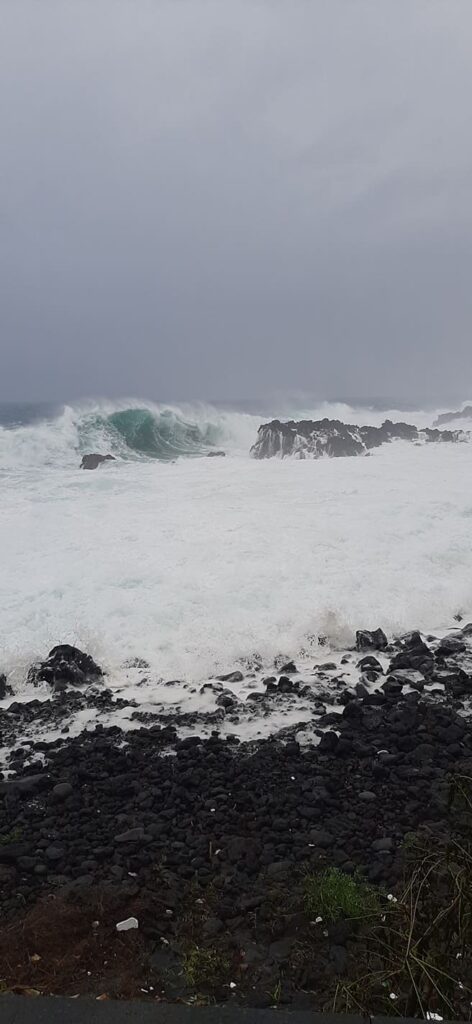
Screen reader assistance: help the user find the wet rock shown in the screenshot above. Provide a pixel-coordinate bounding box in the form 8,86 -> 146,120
52,782 -> 73,800
278,676 -> 295,693
250,418 -> 461,460
45,845 -> 65,862
382,679 -> 403,697
115,827 -> 145,844
80,453 -> 116,470
436,635 -> 467,657
356,629 -> 388,651
216,693 -> 237,710
28,645 -> 103,689
371,837 -> 394,853
216,671 -> 244,683
357,656 -> 383,673
0,843 -> 32,863
0,773 -> 53,796
279,661 -> 297,674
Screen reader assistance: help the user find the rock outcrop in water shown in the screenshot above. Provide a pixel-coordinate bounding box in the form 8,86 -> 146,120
80,453 -> 116,470
27,644 -> 103,691
250,417 -> 465,459
434,404 -> 472,426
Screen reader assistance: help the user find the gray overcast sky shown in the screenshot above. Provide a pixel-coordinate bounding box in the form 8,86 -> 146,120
1,1 -> 472,403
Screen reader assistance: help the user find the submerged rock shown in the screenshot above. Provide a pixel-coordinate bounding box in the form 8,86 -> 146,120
80,453 -> 116,470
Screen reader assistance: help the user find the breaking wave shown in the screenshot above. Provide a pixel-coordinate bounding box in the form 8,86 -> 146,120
0,400 -> 261,470
1,396 -> 470,471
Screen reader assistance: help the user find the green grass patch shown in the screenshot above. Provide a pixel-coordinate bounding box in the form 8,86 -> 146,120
0,827 -> 22,846
304,867 -> 380,922
183,946 -> 230,989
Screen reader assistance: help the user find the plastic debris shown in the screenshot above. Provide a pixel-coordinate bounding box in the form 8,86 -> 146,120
116,916 -> 139,932
426,1014 -> 443,1021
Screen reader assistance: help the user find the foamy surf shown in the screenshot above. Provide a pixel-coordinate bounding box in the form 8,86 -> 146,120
1,397 -> 472,692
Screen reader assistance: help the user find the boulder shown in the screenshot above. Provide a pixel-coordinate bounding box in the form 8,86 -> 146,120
206,450 -> 226,457
27,644 -> 103,688
250,417 -> 463,460
356,628 -> 388,651
80,453 -> 116,470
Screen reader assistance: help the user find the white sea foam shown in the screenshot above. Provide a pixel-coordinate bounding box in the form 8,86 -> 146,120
1,399 -> 471,696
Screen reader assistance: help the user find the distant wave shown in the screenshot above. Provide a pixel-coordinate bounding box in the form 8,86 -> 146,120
0,399 -> 260,469
1,396 -> 471,470
78,407 -> 223,460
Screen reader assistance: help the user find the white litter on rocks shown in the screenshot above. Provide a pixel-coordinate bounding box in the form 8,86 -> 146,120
116,916 -> 139,932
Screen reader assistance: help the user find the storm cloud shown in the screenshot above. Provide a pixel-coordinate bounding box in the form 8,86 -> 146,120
1,1 -> 472,402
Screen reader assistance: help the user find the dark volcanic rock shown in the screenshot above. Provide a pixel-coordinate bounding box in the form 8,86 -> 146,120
250,417 -> 464,460
436,635 -> 467,657
80,453 -> 116,470
357,656 -> 383,673
389,631 -> 434,675
27,645 -> 103,689
216,671 -> 244,683
356,629 -> 388,651
0,689 -> 469,938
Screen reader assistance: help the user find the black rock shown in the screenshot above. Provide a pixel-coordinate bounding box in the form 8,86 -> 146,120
28,645 -> 103,689
357,656 -> 383,673
115,827 -> 145,844
216,671 -> 244,683
371,837 -> 394,853
356,629 -> 388,651
0,844 -> 32,863
80,453 -> 116,470
45,845 -> 65,862
355,683 -> 369,699
319,732 -> 339,753
382,679 -> 403,697
436,635 -> 467,657
0,773 -> 53,796
279,661 -> 297,674
250,417 -> 462,460
52,782 -> 73,799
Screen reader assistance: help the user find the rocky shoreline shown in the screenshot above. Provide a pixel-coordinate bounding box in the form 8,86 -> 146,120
250,417 -> 466,459
1,628 -> 472,1015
